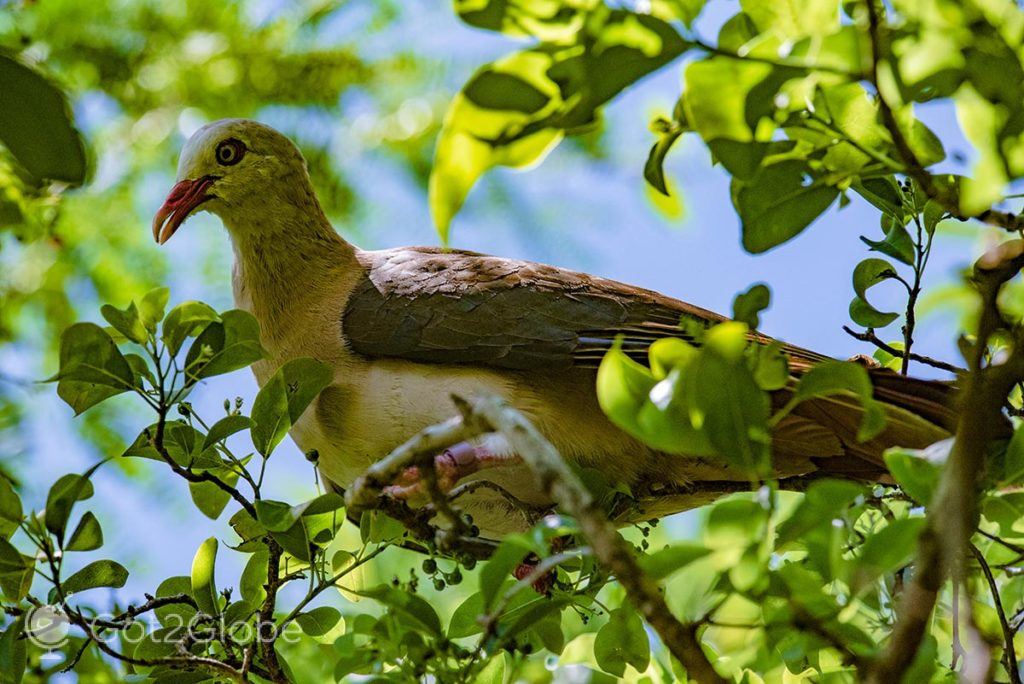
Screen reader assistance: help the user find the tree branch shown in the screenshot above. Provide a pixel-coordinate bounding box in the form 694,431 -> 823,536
862,0 -> 1023,233
842,326 -> 963,374
459,395 -> 727,683
868,246 -> 1024,682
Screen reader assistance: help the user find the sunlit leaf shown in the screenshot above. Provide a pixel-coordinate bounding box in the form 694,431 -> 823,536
191,536 -> 219,614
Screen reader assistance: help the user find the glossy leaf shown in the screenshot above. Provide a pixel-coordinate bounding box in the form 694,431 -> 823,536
161,301 -> 219,357
60,559 -> 128,596
251,357 -> 332,457
183,309 -> 265,384
44,470 -> 97,544
191,537 -> 219,614
849,258 -> 900,328
100,301 -> 148,344
734,161 -> 839,253
52,323 -> 136,415
65,511 -> 103,552
0,478 -> 22,539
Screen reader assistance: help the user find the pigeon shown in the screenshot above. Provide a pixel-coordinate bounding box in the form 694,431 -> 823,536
153,119 -> 955,535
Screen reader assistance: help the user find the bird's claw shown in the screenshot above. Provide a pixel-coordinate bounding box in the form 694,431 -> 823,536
383,442 -> 518,502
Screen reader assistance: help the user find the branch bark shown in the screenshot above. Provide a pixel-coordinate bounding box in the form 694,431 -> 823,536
868,247 -> 1024,682
459,395 -> 727,684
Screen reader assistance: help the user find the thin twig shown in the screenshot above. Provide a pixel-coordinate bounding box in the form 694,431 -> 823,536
971,544 -> 1021,683
842,326 -> 963,373
460,394 -> 727,684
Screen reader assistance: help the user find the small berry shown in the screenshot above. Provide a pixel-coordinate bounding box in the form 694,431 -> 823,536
433,578 -> 446,591
422,558 -> 437,574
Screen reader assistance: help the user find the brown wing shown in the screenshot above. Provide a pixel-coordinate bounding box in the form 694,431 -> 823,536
342,246 -> 832,371
342,247 -> 964,477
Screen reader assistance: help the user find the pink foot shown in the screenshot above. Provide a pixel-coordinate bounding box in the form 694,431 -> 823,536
384,441 -> 520,501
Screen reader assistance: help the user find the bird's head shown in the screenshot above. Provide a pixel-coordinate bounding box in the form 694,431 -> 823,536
152,118 -> 310,244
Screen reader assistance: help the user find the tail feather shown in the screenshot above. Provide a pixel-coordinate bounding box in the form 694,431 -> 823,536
770,367 -> 968,483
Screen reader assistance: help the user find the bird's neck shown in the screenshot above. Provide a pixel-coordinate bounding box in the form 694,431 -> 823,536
224,195 -> 357,347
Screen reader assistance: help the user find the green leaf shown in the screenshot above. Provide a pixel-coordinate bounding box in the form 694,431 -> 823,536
0,538 -> 28,576
684,57 -> 777,143
191,537 -> 219,614
0,554 -> 31,603
777,479 -> 866,544
597,341 -> 715,456
853,178 -> 903,215
183,309 -> 264,384
732,283 -> 771,329
752,342 -> 790,391
154,576 -> 197,628
640,542 -> 710,580
100,301 -> 148,344
132,626 -> 180,662
740,0 -> 838,40
594,606 -> 650,677
161,301 -> 219,357
431,11 -> 687,241
138,287 -> 170,332
688,324 -> 772,475
849,258 -> 900,328
448,591 -> 487,638
295,606 -> 342,637
188,467 -> 240,520
355,585 -> 443,637
65,512 -> 103,552
734,161 -> 839,253
645,123 -> 684,196
480,536 -> 534,611
229,508 -> 267,552
1001,426 -> 1024,485
0,478 -> 22,539
884,442 -> 947,505
596,345 -> 658,436
44,469 -> 97,544
0,55 -> 86,183
52,323 -> 136,415
250,357 -> 332,457
861,216 -> 916,266
202,415 -> 254,451
853,518 -> 926,590
0,616 -> 26,684
60,559 -> 128,596
256,500 -> 300,533
240,550 -> 269,606
475,654 -> 507,684
454,0 -> 588,39
704,498 -> 766,550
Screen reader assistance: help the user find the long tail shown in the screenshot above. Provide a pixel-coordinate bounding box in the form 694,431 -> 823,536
773,368 -> 965,482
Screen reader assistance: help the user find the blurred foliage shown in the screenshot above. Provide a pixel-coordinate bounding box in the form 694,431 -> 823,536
0,0 -> 445,462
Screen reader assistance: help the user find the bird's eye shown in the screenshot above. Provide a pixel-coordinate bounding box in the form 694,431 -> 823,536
215,138 -> 246,166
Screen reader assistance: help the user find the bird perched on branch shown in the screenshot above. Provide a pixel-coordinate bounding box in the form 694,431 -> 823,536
153,119 -> 955,536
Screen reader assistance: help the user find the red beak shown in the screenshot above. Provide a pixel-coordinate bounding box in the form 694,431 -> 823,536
152,175 -> 218,244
